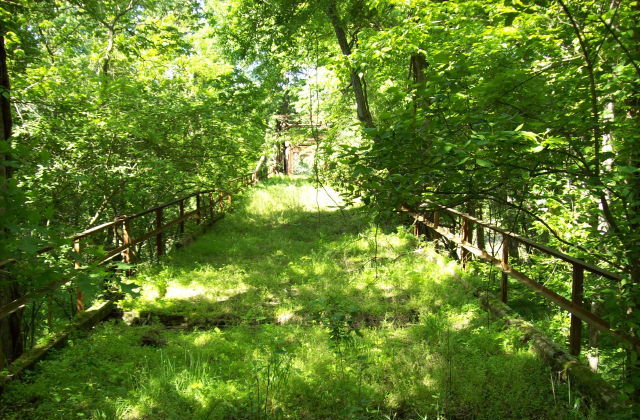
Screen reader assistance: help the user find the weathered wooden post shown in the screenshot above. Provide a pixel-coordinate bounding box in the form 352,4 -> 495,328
121,217 -> 134,277
569,264 -> 584,355
73,238 -> 84,312
179,199 -> 185,235
501,236 -> 509,303
460,218 -> 470,269
155,208 -> 164,257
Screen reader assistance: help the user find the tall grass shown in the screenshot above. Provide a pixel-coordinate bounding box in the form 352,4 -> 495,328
0,177 -> 599,419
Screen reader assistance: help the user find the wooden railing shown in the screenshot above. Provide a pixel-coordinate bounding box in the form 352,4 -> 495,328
0,170 -> 259,323
402,202 -> 640,356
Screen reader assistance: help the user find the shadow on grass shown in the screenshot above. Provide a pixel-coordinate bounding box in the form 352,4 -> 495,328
0,181 -> 598,420
131,205 -> 428,329
0,271 -> 588,420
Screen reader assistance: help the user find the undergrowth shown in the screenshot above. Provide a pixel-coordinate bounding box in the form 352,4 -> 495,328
0,177 -> 601,419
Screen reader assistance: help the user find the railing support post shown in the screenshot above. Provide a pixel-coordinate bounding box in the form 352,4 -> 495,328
460,218 -> 470,269
121,217 -> 134,277
73,238 -> 84,312
501,236 -> 510,303
179,199 -> 185,235
155,208 -> 164,258
570,264 -> 584,356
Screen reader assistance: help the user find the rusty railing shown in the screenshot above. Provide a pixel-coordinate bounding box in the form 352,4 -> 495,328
0,170 -> 259,323
403,202 -> 639,356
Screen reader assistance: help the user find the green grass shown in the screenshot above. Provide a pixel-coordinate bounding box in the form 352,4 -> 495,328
0,177 -> 598,419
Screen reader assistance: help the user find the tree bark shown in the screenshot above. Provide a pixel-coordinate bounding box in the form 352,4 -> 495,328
623,0 -> 640,399
325,2 -> 374,128
0,33 -> 23,371
625,0 -> 640,291
101,27 -> 115,76
410,53 -> 429,114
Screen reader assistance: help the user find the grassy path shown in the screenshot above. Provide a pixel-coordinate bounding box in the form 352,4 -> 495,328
0,178 -> 593,419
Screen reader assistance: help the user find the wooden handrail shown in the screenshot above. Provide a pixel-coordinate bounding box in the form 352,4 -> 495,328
0,171 -> 258,321
418,202 -> 621,280
0,175 -> 254,270
403,203 -> 638,356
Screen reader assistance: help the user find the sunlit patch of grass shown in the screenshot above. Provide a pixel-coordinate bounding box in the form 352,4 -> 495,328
0,178 -> 600,420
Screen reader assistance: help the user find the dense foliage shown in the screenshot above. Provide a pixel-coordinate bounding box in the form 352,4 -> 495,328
0,180 -> 598,419
219,0 -> 640,399
4,0 -> 272,234
1,0 -> 277,369
1,0 -> 639,410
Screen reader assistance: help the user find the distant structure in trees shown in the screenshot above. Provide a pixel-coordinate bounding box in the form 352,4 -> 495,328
272,114 -> 325,176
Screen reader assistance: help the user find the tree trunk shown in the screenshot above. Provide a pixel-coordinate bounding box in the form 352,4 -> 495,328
410,52 -> 429,115
624,0 -> 640,399
325,2 -> 374,128
101,27 -> 115,76
0,33 -> 23,370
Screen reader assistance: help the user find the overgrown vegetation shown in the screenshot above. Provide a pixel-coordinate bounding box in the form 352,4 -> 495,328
0,180 -> 598,419
2,0 -> 639,415
220,0 -> 640,401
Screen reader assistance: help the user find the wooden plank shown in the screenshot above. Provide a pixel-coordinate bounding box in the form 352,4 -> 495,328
73,220 -> 119,240
405,208 -> 640,352
459,277 -> 625,410
1,172 -> 255,269
121,218 -> 134,277
126,193 -> 197,221
418,202 -> 621,280
0,300 -> 115,391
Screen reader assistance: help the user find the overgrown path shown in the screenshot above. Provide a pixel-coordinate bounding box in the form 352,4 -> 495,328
0,178 -> 591,419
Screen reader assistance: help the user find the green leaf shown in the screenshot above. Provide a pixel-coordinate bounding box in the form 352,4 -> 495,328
120,282 -> 141,298
114,262 -> 134,270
